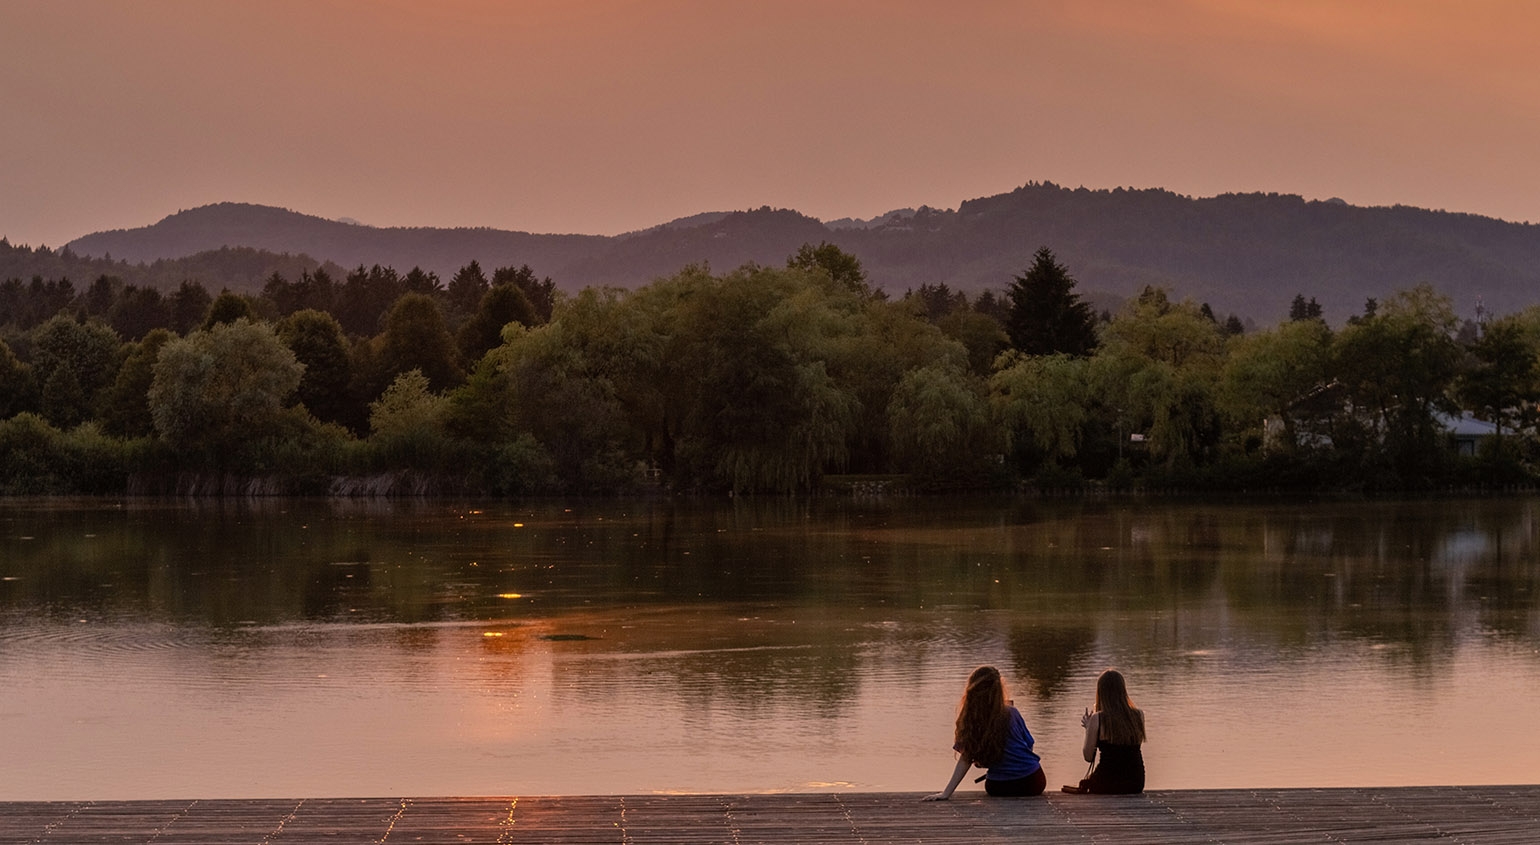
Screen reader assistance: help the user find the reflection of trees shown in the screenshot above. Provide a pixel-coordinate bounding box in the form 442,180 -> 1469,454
3,497 -> 1539,673
544,629 -> 865,716
1008,624 -> 1095,699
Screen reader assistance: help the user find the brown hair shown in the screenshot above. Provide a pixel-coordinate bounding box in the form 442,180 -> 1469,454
1094,668 -> 1146,746
954,666 -> 1009,766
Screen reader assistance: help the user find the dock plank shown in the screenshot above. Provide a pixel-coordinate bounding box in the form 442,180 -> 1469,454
6,787 -> 1540,844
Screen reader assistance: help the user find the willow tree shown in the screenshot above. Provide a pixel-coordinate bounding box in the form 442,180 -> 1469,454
1093,287 -> 1226,468
990,351 -> 1092,465
1217,317 -> 1333,451
666,264 -> 860,493
889,359 -> 994,479
148,318 -> 303,461
475,287 -> 652,491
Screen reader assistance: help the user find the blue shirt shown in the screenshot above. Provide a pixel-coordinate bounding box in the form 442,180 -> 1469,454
985,706 -> 1042,780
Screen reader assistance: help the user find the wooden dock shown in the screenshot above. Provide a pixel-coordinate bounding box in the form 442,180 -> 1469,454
4,786 -> 1539,843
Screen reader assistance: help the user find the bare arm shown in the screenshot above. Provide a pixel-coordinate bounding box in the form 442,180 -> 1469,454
1082,712 -> 1100,763
922,755 -> 972,801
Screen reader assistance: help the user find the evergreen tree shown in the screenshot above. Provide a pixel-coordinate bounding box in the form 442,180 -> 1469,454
337,265 -> 403,336
491,264 -> 556,324
457,283 -> 536,365
101,329 -> 175,437
378,293 -> 463,392
447,260 -> 490,321
401,266 -> 442,296
1289,294 -> 1323,322
168,281 -> 213,334
278,309 -> 356,428
110,285 -> 170,340
1006,247 -> 1098,356
204,290 -> 253,328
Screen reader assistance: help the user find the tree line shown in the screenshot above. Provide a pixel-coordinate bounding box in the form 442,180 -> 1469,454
1,242 -> 1535,495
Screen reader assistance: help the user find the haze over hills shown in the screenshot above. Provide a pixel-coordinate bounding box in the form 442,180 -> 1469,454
58,182 -> 1540,324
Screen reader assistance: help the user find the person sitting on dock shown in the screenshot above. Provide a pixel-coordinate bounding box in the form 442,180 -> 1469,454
1065,668 -> 1146,794
923,665 -> 1046,799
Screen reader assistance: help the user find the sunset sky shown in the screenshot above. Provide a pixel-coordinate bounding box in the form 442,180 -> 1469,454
3,0 -> 1537,248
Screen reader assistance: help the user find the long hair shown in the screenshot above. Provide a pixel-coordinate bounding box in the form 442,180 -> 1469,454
954,666 -> 1010,767
1093,668 -> 1146,746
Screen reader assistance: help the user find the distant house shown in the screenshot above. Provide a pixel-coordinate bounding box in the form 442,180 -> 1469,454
1436,411 -> 1500,457
1264,402 -> 1503,456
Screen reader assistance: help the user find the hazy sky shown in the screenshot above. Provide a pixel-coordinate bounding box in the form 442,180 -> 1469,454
3,0 -> 1538,248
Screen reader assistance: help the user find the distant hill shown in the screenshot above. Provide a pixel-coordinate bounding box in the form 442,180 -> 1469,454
65,203 -> 604,288
57,184 -> 1540,323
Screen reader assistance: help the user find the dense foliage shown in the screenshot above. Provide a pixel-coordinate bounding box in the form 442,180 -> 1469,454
2,242 -> 1537,496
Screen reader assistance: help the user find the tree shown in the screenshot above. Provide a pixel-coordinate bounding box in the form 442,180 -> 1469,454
446,260 -> 490,321
972,289 -> 1010,325
1091,288 -> 1227,468
262,269 -> 334,316
668,265 -> 862,491
83,275 -> 121,318
991,352 -> 1092,464
905,283 -> 967,323
377,293 -> 463,392
100,328 -> 175,437
887,360 -> 994,478
0,338 -> 34,418
147,318 -> 303,459
1332,284 -> 1463,477
278,309 -> 356,427
204,290 -> 254,327
1289,294 -> 1323,322
110,284 -> 170,340
491,264 -> 556,324
40,367 -> 87,429
368,369 -> 449,469
788,242 -> 872,297
937,309 -> 1009,376
1217,318 -> 1333,450
485,289 -> 648,491
1006,247 -> 1098,356
456,283 -> 536,365
1458,316 -> 1540,447
337,265 -> 403,336
29,314 -> 122,427
168,280 -> 213,333
401,266 -> 442,296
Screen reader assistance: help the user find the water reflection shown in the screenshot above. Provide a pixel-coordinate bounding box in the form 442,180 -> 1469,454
2,496 -> 1539,798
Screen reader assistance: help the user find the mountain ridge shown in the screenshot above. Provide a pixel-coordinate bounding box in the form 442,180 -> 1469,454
58,183 -> 1540,323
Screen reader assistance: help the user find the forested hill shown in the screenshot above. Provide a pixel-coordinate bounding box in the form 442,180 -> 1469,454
59,184 -> 1540,323
65,203 -> 604,288
0,238 -> 342,295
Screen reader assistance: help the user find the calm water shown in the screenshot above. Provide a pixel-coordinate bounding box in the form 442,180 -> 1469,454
2,496 -> 1538,800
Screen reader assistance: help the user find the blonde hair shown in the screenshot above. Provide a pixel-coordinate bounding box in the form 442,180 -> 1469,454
954,666 -> 1009,766
1094,668 -> 1146,746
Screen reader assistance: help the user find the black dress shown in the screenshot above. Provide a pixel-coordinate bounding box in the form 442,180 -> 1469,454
1081,739 -> 1144,794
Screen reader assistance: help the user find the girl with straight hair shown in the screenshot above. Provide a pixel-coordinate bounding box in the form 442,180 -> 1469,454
1068,668 -> 1145,794
923,665 -> 1046,800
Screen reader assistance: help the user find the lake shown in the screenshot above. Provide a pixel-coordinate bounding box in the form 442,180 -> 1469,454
2,495 -> 1537,800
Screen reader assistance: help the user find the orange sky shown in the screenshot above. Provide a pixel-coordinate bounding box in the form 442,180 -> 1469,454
3,0 -> 1538,248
